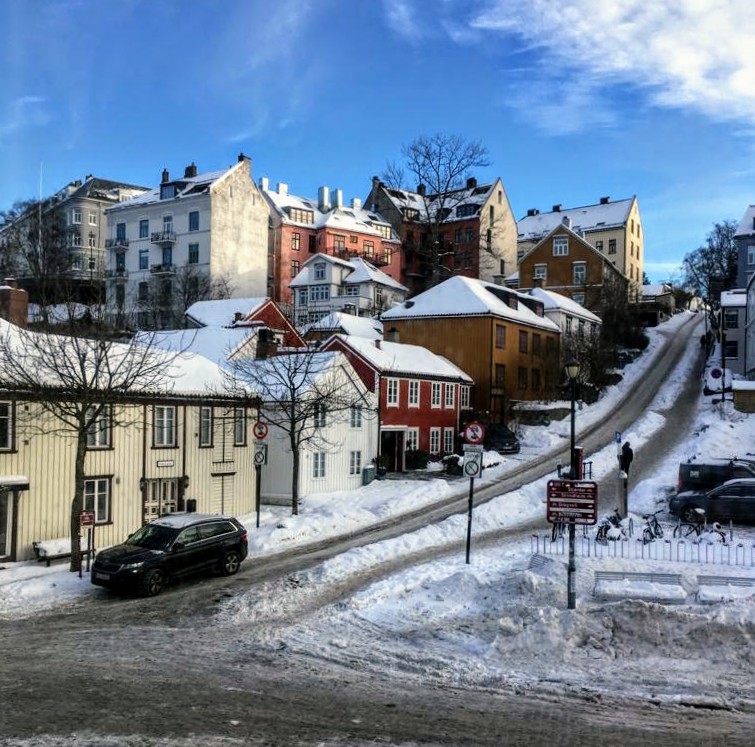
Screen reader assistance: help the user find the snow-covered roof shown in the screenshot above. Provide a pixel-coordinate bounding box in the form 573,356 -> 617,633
735,205 -> 755,237
185,297 -> 268,327
641,283 -> 672,298
517,197 -> 635,242
27,303 -> 100,325
332,335 -> 472,382
379,180 -> 497,224
290,254 -> 407,292
135,327 -> 254,367
720,289 -> 747,307
301,312 -> 383,340
526,287 -> 601,323
381,276 -> 560,332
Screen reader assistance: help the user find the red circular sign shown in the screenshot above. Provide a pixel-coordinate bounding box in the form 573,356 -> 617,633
463,421 -> 485,444
253,421 -> 269,440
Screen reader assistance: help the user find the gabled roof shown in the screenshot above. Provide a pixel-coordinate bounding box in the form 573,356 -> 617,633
289,254 -> 407,292
300,312 -> 383,340
185,297 -> 268,327
641,283 -> 673,298
136,327 -> 255,366
381,276 -> 559,332
526,287 -> 601,323
735,205 -> 755,238
517,197 -> 635,242
326,334 -> 472,382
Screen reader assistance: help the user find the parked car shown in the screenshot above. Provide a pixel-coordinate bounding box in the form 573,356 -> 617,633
91,513 -> 248,597
485,423 -> 521,454
669,478 -> 755,523
677,457 -> 755,492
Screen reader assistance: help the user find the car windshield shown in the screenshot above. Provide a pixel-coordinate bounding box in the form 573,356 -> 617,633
126,524 -> 180,551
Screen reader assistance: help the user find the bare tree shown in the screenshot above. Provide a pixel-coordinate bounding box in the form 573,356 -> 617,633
384,133 -> 491,288
683,220 -> 738,305
224,349 -> 373,515
0,312 -> 185,571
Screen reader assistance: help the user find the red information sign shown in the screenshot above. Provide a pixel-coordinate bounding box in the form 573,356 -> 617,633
546,480 -> 598,525
463,421 -> 485,444
80,511 -> 96,527
252,421 -> 269,440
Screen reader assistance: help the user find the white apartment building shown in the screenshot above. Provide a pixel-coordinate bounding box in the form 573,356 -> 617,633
105,154 -> 269,328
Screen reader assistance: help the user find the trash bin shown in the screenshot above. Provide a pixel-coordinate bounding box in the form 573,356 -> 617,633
362,466 -> 376,485
186,498 -> 197,513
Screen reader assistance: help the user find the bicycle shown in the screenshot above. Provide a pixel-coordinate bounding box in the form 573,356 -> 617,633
672,508 -> 707,538
702,521 -> 729,545
551,520 -> 567,542
595,509 -> 633,544
641,510 -> 665,545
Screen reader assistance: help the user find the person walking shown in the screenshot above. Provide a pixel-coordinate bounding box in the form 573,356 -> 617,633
619,441 -> 634,475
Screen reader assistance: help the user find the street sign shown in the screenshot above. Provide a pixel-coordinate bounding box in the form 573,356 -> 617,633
252,421 -> 269,440
615,431 -> 621,444
79,511 -> 96,527
546,479 -> 598,525
253,442 -> 268,466
463,421 -> 485,445
463,451 -> 482,478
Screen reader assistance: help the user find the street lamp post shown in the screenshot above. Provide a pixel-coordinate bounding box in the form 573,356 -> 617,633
564,357 -> 581,610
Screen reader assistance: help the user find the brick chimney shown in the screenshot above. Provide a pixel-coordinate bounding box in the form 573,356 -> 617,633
184,162 -> 198,178
466,177 -> 477,189
417,184 -> 426,197
0,278 -> 29,328
255,328 -> 279,359
161,168 -> 170,183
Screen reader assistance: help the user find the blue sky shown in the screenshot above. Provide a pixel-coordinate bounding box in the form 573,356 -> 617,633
1,0 -> 754,283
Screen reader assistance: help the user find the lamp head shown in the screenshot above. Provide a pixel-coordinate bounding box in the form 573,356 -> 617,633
564,357 -> 580,381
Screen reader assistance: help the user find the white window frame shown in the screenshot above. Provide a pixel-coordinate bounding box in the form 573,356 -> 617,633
313,403 -> 327,428
408,380 -> 419,407
723,309 -> 739,330
88,212 -> 97,226
553,236 -> 568,256
460,385 -> 471,409
234,408 -> 247,445
444,383 -> 455,409
572,293 -> 585,305
431,382 -> 441,408
313,452 -> 326,479
429,428 -> 441,455
350,405 -> 363,428
387,378 -> 399,407
534,264 -> 547,279
314,262 -> 326,280
405,428 -> 419,452
86,405 -> 111,449
84,477 -> 110,524
443,427 -> 454,454
154,405 -> 176,447
72,207 -> 82,224
573,262 -> 586,285
139,219 -> 149,239
349,450 -> 362,475
0,400 -> 13,451
199,406 -> 213,447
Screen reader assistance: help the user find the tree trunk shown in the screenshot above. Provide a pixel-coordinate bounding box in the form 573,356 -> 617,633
69,434 -> 87,572
291,437 -> 300,516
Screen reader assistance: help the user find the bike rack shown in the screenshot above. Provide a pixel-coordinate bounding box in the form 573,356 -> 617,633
662,539 -> 672,561
676,540 -> 687,563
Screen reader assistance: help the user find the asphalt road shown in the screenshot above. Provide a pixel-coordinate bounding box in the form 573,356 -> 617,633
6,313 -> 752,747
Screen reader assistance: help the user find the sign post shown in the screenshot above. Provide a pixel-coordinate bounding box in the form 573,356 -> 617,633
253,436 -> 268,529
79,511 -> 96,578
462,442 -> 484,564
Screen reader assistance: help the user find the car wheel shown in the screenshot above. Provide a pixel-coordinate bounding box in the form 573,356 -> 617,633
140,568 -> 166,597
680,505 -> 702,523
221,550 -> 241,576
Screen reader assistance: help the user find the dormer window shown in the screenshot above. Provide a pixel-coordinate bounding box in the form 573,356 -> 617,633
314,262 -> 326,280
160,184 -> 176,200
456,204 -> 476,217
553,237 -> 568,256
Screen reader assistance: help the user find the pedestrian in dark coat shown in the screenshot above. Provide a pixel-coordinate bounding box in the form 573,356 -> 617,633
619,441 -> 634,474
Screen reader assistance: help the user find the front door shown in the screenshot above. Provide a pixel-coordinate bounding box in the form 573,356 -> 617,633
0,488 -> 11,559
144,478 -> 179,522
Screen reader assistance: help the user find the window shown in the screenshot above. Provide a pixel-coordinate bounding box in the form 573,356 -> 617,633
349,450 -> 362,476
73,208 -> 82,224
519,330 -> 528,353
334,235 -> 346,251
309,234 -> 317,252
350,235 -> 358,244
313,452 -> 326,478
189,211 -> 199,231
572,293 -> 585,304
429,428 -> 441,455
313,403 -> 327,428
495,364 -> 506,386
154,405 -> 176,447
163,215 -> 173,233
298,289 -> 308,306
534,264 -> 547,280
553,236 -> 568,256
518,367 -> 528,390
578,320 -> 585,338
387,378 -> 399,406
84,478 -> 110,524
456,204 -> 476,217
495,324 -> 506,349
532,368 -> 541,391
431,382 -> 441,408
71,233 -> 82,247
408,380 -> 419,407
0,401 -> 13,450
460,386 -> 471,409
724,340 -> 739,359
234,408 -> 246,445
188,243 -> 199,264
406,428 -> 419,452
139,249 -> 149,270
573,262 -> 586,285
116,222 -> 126,240
344,286 -> 359,296
87,233 -> 96,249
595,240 -> 603,252
444,383 -> 454,408
138,281 -> 149,302
455,228 -> 463,244
291,259 -> 300,278
443,428 -> 454,454
86,405 -> 111,448
115,284 -> 125,308
115,252 -> 126,271
199,406 -> 213,447
350,405 -> 363,428
532,334 -> 541,354
608,239 -> 617,254
314,262 -> 326,280
723,309 -> 739,329
748,246 -> 755,265
139,219 -> 149,239
565,317 -> 573,334
289,208 -> 315,224
310,285 -> 329,301
291,232 -> 301,251
88,212 -> 97,226
363,240 -> 374,258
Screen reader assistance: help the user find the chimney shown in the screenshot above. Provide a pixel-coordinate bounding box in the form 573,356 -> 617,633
256,328 -> 279,359
562,216 -> 572,229
374,339 -> 381,349
351,197 -> 362,210
277,182 -> 288,196
526,208 -> 538,217
0,279 -> 29,328
466,177 -> 477,190
417,184 -> 426,197
233,312 -> 244,323
161,168 -> 170,183
600,196 -> 610,204
372,176 -> 381,189
259,176 -> 269,192
318,186 -> 331,211
184,162 -> 198,178
333,189 -> 343,208
385,327 -> 399,343
85,174 -> 92,181
552,204 -> 562,212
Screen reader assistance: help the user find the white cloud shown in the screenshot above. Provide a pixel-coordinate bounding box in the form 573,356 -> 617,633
382,0 -> 425,42
0,96 -> 48,143
470,0 -> 755,132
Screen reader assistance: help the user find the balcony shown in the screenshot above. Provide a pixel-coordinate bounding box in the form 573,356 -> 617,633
150,231 -> 176,246
105,238 -> 129,249
372,253 -> 390,267
106,268 -> 129,281
150,263 -> 175,276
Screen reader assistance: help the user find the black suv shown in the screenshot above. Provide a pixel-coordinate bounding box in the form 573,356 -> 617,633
677,457 -> 755,492
91,513 -> 248,597
669,478 -> 755,523
485,424 -> 521,454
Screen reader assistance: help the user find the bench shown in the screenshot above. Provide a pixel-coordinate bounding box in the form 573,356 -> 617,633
593,570 -> 686,603
32,539 -> 96,567
696,575 -> 755,604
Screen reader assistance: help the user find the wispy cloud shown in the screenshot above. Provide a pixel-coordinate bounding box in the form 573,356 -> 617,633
469,0 -> 755,134
0,96 -> 48,143
382,0 -> 425,43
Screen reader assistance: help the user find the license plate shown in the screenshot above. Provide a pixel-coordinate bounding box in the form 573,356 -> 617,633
95,572 -> 110,581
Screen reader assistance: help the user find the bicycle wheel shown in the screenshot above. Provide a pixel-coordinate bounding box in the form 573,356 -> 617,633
551,523 -> 560,542
642,527 -> 653,545
654,522 -> 664,539
673,524 -> 681,539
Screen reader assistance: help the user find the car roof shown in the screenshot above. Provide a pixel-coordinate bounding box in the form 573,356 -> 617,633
151,513 -> 236,529
682,457 -> 755,468
717,478 -> 755,488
